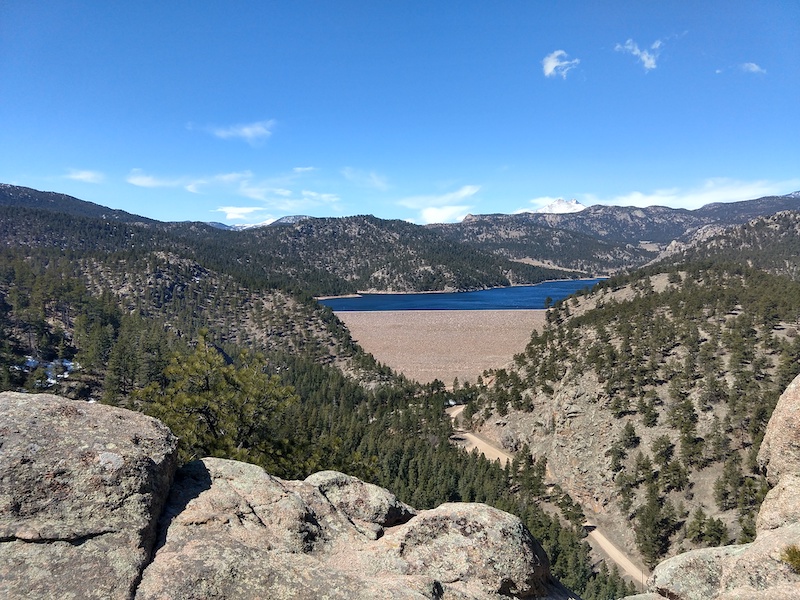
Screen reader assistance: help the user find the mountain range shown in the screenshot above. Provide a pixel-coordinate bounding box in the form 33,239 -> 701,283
2,182 -> 800,598
3,183 -> 799,284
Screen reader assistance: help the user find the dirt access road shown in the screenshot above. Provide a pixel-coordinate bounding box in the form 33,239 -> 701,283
446,405 -> 648,587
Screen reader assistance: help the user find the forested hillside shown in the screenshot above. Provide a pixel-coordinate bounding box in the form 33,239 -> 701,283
429,218 -> 656,275
469,253 -> 800,567
0,189 -> 635,599
665,210 -> 800,281
0,183 -> 157,224
0,185 -> 573,296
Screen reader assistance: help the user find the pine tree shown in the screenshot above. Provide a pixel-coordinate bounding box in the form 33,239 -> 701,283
686,507 -> 707,544
136,335 -> 298,468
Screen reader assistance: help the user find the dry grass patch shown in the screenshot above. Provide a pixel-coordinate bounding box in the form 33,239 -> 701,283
336,309 -> 547,385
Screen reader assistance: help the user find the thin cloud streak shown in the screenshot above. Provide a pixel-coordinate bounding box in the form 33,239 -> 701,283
399,185 -> 480,209
126,169 -> 185,188
615,39 -> 661,71
186,171 -> 253,193
66,169 -> 104,184
209,119 -> 276,144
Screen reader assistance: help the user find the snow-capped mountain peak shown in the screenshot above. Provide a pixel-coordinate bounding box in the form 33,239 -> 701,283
535,198 -> 586,214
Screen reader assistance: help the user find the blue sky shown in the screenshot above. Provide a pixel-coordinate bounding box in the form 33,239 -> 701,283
2,2 -> 798,225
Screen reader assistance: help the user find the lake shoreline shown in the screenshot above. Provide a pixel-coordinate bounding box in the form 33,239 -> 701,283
315,277 -> 603,302
319,278 -> 604,312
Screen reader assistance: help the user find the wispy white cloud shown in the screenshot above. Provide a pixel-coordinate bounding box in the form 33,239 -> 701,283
126,169 -> 185,188
235,182 -> 340,212
65,169 -> 104,184
238,181 -> 288,202
185,171 -> 253,193
127,166 -> 343,218
215,206 -> 263,220
128,169 -> 255,193
542,50 -> 580,79
301,190 -> 340,203
341,167 -> 389,191
581,178 -> 800,210
198,119 -> 276,144
398,185 -> 480,224
293,166 -> 316,173
741,62 -> 766,74
399,185 -> 480,209
420,206 -> 470,225
615,38 -> 661,71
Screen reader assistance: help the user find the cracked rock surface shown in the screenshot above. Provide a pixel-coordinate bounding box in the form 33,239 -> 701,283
0,391 -> 178,600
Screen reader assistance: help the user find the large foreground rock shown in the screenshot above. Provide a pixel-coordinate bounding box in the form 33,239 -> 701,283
0,392 -> 577,599
621,374 -> 800,600
137,458 -> 576,599
0,392 -> 178,600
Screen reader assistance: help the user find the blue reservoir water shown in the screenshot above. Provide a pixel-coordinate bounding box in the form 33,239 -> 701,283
319,278 -> 604,311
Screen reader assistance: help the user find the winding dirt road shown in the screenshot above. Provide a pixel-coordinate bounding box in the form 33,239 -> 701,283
446,405 -> 515,466
446,405 -> 648,587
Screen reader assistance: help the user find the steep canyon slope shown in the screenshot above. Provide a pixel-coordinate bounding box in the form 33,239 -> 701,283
470,261 -> 800,569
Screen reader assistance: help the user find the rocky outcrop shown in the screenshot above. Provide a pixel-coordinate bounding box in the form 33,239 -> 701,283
622,374 -> 800,600
137,458 -> 573,599
0,391 -> 577,599
0,391 -> 178,600
304,469 -> 417,538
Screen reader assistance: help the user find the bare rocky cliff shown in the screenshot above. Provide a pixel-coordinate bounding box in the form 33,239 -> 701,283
0,391 -> 578,600
621,373 -> 800,600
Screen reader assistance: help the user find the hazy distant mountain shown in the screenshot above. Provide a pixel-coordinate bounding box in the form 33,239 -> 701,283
4,182 -> 799,287
692,192 -> 800,222
432,191 -> 800,275
0,184 -> 572,295
530,198 -> 586,214
207,215 -> 311,230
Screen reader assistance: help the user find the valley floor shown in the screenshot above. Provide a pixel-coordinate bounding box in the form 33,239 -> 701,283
335,309 -> 547,385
